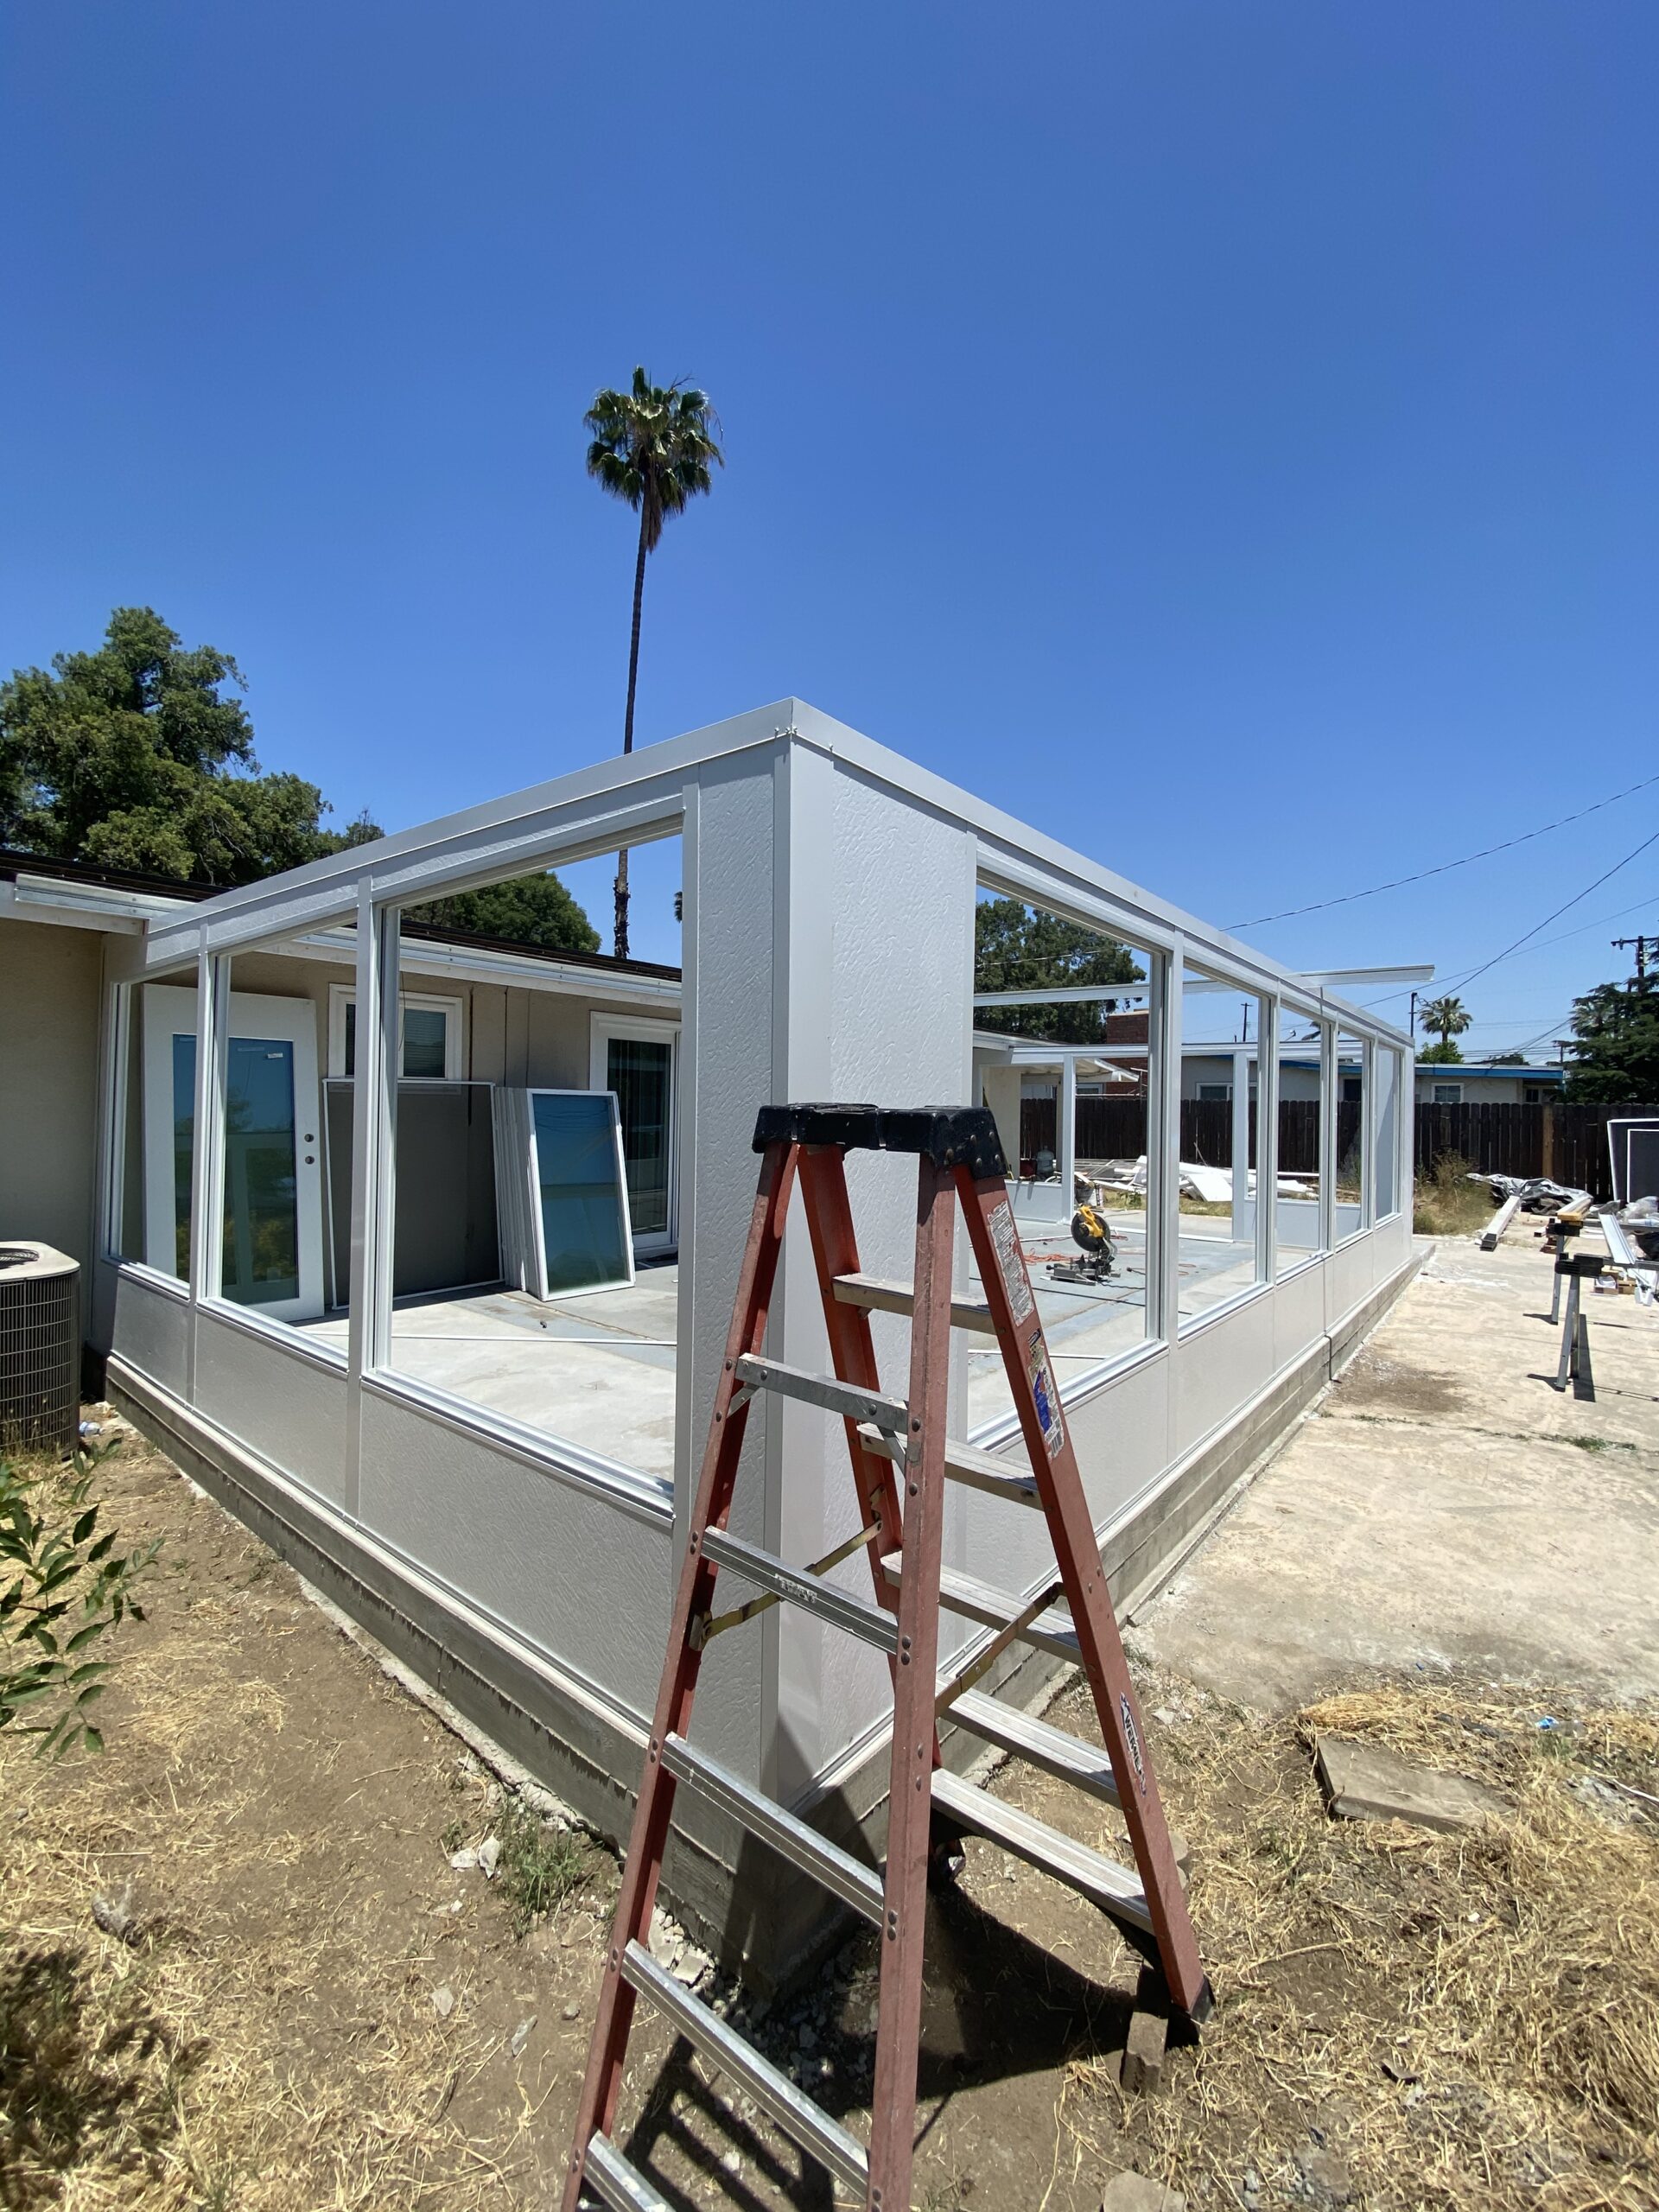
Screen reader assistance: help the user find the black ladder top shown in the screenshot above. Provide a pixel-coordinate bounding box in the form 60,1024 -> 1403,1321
752,1103 -> 1009,1179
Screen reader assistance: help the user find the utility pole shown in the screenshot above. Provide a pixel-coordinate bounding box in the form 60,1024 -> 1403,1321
1611,934 -> 1653,980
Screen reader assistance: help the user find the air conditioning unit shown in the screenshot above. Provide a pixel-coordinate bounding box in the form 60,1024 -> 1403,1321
0,1243 -> 80,1459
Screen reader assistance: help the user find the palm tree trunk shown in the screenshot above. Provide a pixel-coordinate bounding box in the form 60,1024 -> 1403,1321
614,512 -> 649,959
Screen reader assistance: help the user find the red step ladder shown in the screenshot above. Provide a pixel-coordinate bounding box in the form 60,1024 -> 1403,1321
563,1103 -> 1210,2212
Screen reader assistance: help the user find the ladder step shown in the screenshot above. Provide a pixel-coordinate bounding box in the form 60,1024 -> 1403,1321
581,2133 -> 674,2212
832,1271 -> 996,1335
734,1351 -> 909,1433
947,1688 -> 1122,1808
886,1559 -> 1081,1659
857,1422 -> 1041,1509
931,1770 -> 1152,1933
621,1942 -> 870,2196
662,1733 -> 886,1923
702,1527 -> 899,1654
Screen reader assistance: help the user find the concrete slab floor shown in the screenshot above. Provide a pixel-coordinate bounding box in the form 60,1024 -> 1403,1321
301,1261 -> 679,1479
1133,1225 -> 1659,1712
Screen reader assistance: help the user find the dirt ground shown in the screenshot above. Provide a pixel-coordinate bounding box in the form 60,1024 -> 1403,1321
3,1236 -> 1657,2211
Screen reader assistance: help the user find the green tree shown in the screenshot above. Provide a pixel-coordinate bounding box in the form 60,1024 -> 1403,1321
0,607 -> 380,883
1487,1052 -> 1527,1065
407,873 -> 600,953
1418,995 -> 1471,1062
974,896 -> 1143,1044
1563,971 -> 1659,1103
585,368 -> 723,958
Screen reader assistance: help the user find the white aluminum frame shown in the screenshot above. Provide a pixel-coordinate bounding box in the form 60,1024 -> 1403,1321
327,982 -> 465,1080
589,1011 -> 681,1257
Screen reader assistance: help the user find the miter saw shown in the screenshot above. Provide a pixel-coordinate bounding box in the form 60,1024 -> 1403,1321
1046,1199 -> 1117,1286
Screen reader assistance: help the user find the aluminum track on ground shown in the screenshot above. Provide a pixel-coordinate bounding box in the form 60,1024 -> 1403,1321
733,1351 -> 909,1433
857,1421 -> 1040,1509
831,1270 -> 996,1334
662,1733 -> 886,1923
580,2132 -> 674,2211
931,1770 -> 1152,1932
947,1688 -> 1122,1808
700,1526 -> 900,1653
620,1942 -> 870,2196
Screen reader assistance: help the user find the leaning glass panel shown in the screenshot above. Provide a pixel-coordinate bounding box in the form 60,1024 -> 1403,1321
1178,966 -> 1268,1327
528,1091 -> 633,1295
969,889 -> 1158,1431
1276,1005 -> 1326,1260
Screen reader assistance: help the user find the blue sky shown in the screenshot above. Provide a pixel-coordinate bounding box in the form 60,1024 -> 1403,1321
3,4 -> 1655,1048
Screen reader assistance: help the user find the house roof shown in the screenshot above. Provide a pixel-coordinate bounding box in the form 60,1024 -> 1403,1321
0,846 -> 682,986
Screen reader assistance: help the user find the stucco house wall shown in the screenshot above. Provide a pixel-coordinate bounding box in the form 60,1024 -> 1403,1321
0,914 -> 105,1279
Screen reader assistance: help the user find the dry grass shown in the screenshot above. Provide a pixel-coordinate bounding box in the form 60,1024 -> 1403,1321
0,1440 -> 600,2211
1414,1153 -> 1497,1238
1056,1677 -> 1659,2211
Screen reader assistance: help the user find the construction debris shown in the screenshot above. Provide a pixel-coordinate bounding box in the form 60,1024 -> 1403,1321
1313,1736 -> 1510,1834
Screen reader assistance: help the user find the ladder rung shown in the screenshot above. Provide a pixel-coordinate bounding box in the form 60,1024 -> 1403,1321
702,1527 -> 899,1654
832,1271 -> 996,1335
886,1560 -> 1081,1660
621,1942 -> 869,2196
931,1770 -> 1152,1933
857,1423 -> 1041,1509
947,1688 -> 1122,1808
581,2133 -> 674,2211
734,1352 -> 909,1433
662,1733 -> 885,1923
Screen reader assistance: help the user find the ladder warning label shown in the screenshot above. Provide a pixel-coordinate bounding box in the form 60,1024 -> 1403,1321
1120,1694 -> 1148,1794
1027,1329 -> 1065,1456
988,1201 -> 1034,1325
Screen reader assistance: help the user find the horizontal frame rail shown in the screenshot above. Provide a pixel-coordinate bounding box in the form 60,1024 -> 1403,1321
661,1734 -> 886,1923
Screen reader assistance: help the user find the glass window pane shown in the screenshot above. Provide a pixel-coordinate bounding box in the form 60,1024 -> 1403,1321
402,1005 -> 448,1078
531,1092 -> 632,1294
1179,969 -> 1267,1327
1277,1008 -> 1325,1257
607,1037 -> 672,1236
343,999 -> 357,1078
222,1038 -> 301,1306
1335,1033 -> 1366,1239
172,1033 -> 195,1280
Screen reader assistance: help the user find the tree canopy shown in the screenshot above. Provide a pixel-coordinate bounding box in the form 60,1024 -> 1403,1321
1563,971 -> 1659,1103
974,896 -> 1143,1044
0,607 -> 601,955
0,607 -> 380,884
1418,994 -> 1471,1061
406,874 -> 601,954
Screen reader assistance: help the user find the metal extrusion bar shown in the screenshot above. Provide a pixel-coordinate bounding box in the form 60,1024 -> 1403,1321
700,1527 -> 901,1653
660,1734 -> 886,1923
620,1943 -> 870,2196
732,1351 -> 910,1434
581,2135 -> 675,2212
936,1577 -> 1065,1715
888,1557 -> 1082,1661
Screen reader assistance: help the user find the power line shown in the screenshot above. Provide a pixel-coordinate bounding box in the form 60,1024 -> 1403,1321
1357,826 -> 1659,1014
1227,768 -> 1659,930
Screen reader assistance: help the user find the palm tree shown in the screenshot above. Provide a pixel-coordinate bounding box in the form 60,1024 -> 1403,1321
585,368 -> 722,957
1420,994 -> 1471,1061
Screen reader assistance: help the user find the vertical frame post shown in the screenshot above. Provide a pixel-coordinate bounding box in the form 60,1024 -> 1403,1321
1318,1020 -> 1337,1255
1152,941 -> 1183,1342
1258,995 -> 1280,1286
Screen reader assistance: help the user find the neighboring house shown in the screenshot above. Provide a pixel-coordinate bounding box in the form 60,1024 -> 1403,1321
0,849 -> 683,1325
1413,1063 -> 1566,1107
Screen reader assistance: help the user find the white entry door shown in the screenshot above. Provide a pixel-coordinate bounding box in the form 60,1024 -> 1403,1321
589,1015 -> 678,1258
143,984 -> 326,1323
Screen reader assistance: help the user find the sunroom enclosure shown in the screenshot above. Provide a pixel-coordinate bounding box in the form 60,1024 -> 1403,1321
92,702 -> 1414,1977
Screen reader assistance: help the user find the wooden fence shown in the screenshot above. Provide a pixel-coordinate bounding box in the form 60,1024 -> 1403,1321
1017,1097 -> 1360,1176
1018,1095 -> 1654,1199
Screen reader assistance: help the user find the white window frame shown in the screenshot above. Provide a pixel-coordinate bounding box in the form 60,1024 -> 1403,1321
1432,1082 -> 1462,1105
328,983 -> 464,1080
1196,1081 -> 1231,1103
589,1012 -> 681,1258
